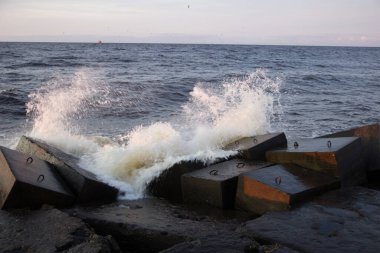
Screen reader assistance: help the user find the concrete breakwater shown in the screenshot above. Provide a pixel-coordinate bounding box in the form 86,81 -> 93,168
0,123 -> 380,252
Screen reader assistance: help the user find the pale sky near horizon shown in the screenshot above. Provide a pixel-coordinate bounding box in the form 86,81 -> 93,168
0,0 -> 379,46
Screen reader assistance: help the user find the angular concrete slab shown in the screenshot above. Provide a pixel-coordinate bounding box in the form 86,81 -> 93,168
242,187 -> 380,253
266,137 -> 366,186
0,207 -> 121,253
319,123 -> 380,172
147,160 -> 206,202
0,146 -> 75,209
224,132 -> 287,161
16,136 -> 118,203
182,159 -> 272,209
235,164 -> 340,214
67,198 -> 256,253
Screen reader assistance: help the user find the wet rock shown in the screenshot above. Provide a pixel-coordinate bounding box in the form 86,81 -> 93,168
162,240 -> 300,253
67,198 -> 257,253
0,207 -> 121,253
160,236 -> 254,253
16,136 -> 118,204
241,187 -> 380,253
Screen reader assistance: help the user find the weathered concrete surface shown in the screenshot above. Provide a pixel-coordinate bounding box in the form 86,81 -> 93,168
319,123 -> 380,173
147,160 -> 206,202
266,137 -> 367,186
241,187 -> 380,253
0,146 -> 75,209
160,238 -> 299,253
0,207 -> 121,253
162,239 -> 301,253
235,164 -> 340,214
16,136 -> 118,203
67,198 -> 257,253
224,132 -> 287,161
182,159 -> 272,209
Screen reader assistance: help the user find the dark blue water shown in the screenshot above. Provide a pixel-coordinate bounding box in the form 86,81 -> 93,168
1,42 -> 380,146
1,42 -> 380,197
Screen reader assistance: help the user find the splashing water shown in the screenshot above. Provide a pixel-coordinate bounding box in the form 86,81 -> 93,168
26,69 -> 282,199
26,70 -> 107,155
182,71 -> 281,147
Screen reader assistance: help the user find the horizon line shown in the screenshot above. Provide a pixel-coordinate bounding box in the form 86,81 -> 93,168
1,40 -> 379,49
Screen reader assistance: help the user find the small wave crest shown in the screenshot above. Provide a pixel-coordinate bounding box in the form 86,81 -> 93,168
6,61 -> 84,69
26,69 -> 282,198
0,88 -> 25,106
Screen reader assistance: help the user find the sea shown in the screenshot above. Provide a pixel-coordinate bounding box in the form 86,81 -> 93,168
1,42 -> 379,198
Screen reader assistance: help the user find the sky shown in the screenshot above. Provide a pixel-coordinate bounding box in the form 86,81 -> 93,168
0,0 -> 379,46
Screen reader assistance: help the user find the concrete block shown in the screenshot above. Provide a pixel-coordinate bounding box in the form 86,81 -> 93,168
319,124 -> 380,172
266,137 -> 366,186
16,136 -> 118,203
0,146 -> 75,209
242,187 -> 380,253
224,132 -> 287,161
182,159 -> 272,209
147,160 -> 205,202
235,164 -> 340,214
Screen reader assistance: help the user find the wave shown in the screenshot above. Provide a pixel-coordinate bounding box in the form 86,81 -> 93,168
6,61 -> 84,69
25,68 -> 282,199
0,88 -> 26,106
302,74 -> 341,83
6,62 -> 51,68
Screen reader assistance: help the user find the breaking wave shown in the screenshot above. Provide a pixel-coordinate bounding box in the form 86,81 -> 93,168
26,69 -> 282,199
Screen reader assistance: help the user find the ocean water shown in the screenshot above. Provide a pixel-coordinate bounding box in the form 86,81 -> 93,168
1,42 -> 379,198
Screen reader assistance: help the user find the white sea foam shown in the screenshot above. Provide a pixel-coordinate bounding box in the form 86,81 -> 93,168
26,69 -> 282,199
26,70 -> 104,155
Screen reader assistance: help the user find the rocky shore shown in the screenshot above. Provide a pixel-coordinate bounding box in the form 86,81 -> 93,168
1,124 -> 380,252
